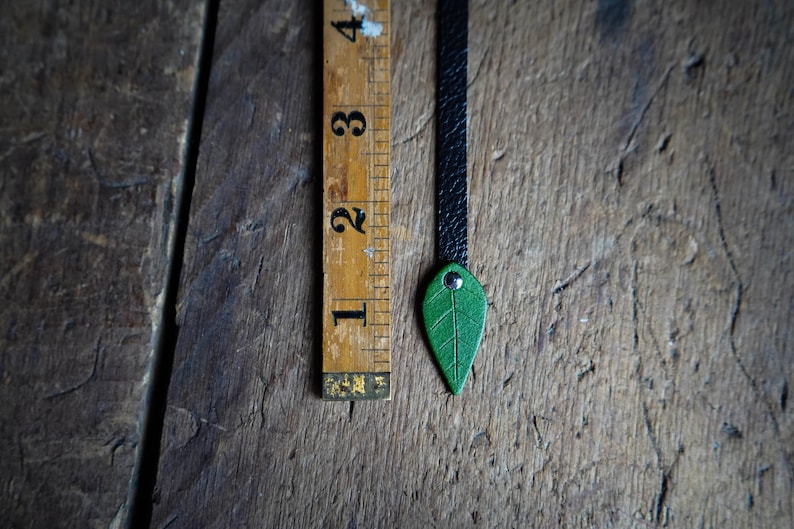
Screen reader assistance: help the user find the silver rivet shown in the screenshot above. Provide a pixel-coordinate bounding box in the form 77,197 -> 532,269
443,271 -> 463,290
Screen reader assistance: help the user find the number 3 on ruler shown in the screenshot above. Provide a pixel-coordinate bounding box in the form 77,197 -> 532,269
331,110 -> 366,137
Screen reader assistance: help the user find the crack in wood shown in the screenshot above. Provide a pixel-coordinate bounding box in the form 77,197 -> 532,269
708,167 -> 781,434
124,1 -> 221,527
641,401 -> 682,525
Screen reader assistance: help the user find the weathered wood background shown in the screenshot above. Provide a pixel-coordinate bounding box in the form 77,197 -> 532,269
1,0 -> 792,528
0,1 -> 205,527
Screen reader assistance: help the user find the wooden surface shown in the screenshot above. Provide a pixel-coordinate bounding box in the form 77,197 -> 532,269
1,0 -> 793,528
0,1 -> 204,527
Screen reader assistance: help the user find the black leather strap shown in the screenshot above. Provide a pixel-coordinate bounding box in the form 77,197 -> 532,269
436,0 -> 468,268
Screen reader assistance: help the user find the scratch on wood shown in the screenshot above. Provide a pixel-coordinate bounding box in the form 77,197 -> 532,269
757,465 -> 771,496
467,48 -> 489,89
642,402 -> 665,523
109,436 -> 127,467
395,110 -> 434,145
198,230 -> 223,245
613,64 -> 675,184
655,133 -> 672,153
720,422 -> 742,439
552,261 -> 591,294
253,255 -> 265,292
709,167 -> 780,433
641,401 -> 685,524
169,405 -> 228,433
632,260 -> 639,350
0,251 -> 37,290
624,64 -> 675,152
549,261 -> 592,343
258,375 -> 269,430
683,52 -> 705,79
531,414 -> 543,448
577,359 -> 595,381
641,401 -> 662,464
655,471 -> 669,524
44,340 -> 101,400
88,148 -> 153,189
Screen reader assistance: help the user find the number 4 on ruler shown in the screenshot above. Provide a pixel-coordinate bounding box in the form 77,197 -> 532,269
331,16 -> 363,42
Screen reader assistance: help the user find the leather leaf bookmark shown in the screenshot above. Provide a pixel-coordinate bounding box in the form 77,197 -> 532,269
423,262 -> 487,395
421,0 -> 487,395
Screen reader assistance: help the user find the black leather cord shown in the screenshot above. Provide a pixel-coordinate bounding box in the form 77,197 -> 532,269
436,0 -> 468,268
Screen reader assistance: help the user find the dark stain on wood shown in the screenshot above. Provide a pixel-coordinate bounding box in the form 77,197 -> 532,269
595,0 -> 632,41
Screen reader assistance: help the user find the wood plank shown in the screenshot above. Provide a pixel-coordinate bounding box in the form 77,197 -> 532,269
154,0 -> 793,527
0,1 -> 205,526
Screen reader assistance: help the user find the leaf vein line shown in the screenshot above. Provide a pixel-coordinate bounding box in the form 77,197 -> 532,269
452,291 -> 459,383
456,309 -> 482,325
459,284 -> 483,298
429,307 -> 454,331
425,287 -> 448,306
439,336 -> 474,351
438,335 -> 456,352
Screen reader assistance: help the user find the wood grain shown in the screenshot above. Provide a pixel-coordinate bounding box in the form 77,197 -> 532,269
0,1 -> 204,526
144,0 -> 790,527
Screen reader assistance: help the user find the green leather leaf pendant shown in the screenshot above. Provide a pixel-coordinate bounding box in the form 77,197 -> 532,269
422,262 -> 487,395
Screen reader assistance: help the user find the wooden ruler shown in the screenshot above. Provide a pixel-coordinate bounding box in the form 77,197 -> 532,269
322,0 -> 391,400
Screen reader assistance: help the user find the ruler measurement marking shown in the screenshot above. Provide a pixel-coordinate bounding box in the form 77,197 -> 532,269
332,104 -> 389,108
331,200 -> 389,205
333,297 -> 390,302
323,0 -> 391,400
